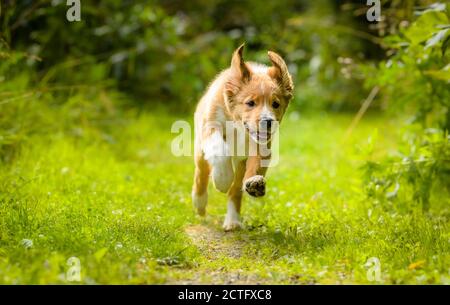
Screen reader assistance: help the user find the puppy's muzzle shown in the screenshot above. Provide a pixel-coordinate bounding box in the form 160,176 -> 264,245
259,118 -> 274,131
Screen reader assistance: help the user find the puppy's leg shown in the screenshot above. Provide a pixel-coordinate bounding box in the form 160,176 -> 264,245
223,159 -> 246,231
192,153 -> 210,216
243,155 -> 270,197
202,131 -> 234,193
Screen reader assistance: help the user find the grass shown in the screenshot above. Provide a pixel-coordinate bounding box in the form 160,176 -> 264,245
0,99 -> 448,284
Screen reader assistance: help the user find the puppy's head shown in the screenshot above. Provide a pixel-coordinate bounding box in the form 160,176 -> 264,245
225,44 -> 294,143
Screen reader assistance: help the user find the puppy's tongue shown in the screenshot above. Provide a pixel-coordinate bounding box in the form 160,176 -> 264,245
257,131 -> 270,140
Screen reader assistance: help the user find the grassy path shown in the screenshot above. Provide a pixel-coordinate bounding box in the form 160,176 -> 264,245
0,110 -> 448,284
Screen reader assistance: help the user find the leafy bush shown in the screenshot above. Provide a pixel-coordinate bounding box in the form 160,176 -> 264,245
1,0 -> 378,111
0,44 -> 124,163
361,3 -> 450,210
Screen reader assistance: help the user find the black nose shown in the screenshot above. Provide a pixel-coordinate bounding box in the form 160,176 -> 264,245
260,118 -> 274,130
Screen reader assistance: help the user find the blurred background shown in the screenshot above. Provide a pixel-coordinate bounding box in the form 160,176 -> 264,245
1,0 -> 449,207
1,0 -> 443,111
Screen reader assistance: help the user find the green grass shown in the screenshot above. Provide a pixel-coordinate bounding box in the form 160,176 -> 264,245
0,104 -> 448,284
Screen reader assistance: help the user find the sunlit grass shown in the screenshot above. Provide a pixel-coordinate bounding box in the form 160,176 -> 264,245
0,106 -> 448,284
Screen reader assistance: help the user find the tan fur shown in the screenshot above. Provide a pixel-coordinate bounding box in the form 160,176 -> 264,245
192,43 -> 294,231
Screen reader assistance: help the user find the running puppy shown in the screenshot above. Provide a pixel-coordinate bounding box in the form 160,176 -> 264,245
192,44 -> 294,231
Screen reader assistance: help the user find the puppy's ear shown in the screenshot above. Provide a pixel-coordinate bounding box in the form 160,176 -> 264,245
230,43 -> 251,81
226,44 -> 251,97
268,51 -> 294,100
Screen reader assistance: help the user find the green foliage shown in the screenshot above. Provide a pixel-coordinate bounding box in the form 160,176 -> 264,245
362,128 -> 450,211
0,44 -> 123,163
361,3 -> 450,210
1,0 -> 379,111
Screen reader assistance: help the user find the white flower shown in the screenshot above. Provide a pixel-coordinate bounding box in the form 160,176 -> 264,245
112,209 -> 123,215
21,239 -> 33,249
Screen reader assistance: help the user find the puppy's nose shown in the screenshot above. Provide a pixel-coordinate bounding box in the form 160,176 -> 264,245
260,118 -> 274,130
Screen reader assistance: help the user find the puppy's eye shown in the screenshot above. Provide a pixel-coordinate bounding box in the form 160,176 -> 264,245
272,101 -> 280,109
246,100 -> 256,107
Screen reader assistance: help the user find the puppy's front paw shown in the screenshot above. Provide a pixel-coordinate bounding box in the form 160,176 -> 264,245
223,218 -> 242,232
244,175 -> 266,197
192,191 -> 207,216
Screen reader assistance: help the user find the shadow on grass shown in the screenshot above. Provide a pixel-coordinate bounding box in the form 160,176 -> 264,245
240,225 -> 339,259
185,214 -> 340,262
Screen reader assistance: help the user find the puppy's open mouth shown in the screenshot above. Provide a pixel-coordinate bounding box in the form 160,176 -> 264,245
244,123 -> 272,144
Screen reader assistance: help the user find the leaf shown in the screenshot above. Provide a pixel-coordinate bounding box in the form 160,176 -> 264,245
94,247 -> 108,262
425,28 -> 450,49
386,182 -> 400,199
156,257 -> 180,266
110,51 -> 128,64
423,64 -> 450,81
416,2 -> 447,15
408,260 -> 426,270
404,11 -> 449,45
442,34 -> 450,55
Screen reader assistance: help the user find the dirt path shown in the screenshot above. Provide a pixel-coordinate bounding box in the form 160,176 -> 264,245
185,224 -> 243,259
169,220 -> 268,284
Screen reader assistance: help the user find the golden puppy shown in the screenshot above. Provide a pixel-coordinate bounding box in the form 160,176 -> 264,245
192,43 -> 294,231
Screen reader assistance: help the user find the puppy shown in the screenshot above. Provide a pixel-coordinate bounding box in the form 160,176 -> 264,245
192,43 -> 294,231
